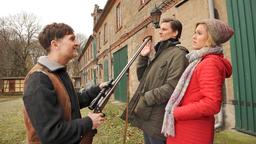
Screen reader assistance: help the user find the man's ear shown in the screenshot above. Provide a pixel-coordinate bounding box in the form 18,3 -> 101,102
174,31 -> 178,38
50,40 -> 59,50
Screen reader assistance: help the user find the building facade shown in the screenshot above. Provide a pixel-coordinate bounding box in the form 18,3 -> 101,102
78,0 -> 256,135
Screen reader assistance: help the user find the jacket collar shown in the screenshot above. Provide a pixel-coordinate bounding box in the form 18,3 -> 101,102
37,56 -> 66,72
154,38 -> 181,58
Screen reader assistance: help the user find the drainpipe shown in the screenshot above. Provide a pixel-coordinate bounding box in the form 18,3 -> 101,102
215,107 -> 224,129
215,83 -> 225,129
208,0 -> 215,19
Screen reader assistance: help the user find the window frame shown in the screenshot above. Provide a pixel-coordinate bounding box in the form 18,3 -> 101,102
104,23 -> 108,44
116,3 -> 122,32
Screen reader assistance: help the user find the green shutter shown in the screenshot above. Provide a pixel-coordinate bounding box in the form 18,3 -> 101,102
104,59 -> 109,81
93,39 -> 97,59
113,46 -> 128,102
227,0 -> 256,135
93,69 -> 96,85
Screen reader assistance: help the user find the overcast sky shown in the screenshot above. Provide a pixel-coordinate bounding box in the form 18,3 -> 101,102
0,0 -> 107,36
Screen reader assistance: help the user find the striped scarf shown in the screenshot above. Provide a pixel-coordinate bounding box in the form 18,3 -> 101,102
161,46 -> 223,137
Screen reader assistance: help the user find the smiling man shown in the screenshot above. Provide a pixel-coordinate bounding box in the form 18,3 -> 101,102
23,23 -> 105,144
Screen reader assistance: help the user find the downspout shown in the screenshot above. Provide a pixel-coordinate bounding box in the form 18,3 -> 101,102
208,0 -> 215,19
215,83 -> 225,129
215,107 -> 224,129
208,0 -> 224,129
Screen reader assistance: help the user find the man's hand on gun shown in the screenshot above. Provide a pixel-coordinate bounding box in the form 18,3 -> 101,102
88,112 -> 105,129
86,81 -> 112,130
99,81 -> 109,89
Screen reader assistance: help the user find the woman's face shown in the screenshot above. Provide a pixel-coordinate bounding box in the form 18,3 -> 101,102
192,24 -> 209,50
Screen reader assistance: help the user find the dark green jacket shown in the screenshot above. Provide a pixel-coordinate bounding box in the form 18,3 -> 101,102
121,39 -> 189,140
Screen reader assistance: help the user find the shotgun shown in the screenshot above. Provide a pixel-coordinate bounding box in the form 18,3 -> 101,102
82,36 -> 152,144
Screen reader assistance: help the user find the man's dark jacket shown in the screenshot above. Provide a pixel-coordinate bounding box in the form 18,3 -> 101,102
23,56 -> 101,144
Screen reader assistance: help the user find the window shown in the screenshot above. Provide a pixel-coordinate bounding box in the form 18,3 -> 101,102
98,32 -> 101,50
83,71 -> 87,83
93,39 -> 97,58
86,50 -> 89,62
3,80 -> 9,92
83,53 -> 86,66
89,45 -> 91,60
100,67 -> 103,80
91,69 -> 93,80
15,79 -> 24,92
116,3 -> 122,30
88,47 -> 90,60
85,50 -> 87,63
104,23 -> 108,43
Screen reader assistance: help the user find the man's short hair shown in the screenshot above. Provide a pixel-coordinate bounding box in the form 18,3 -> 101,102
161,18 -> 182,40
38,23 -> 74,52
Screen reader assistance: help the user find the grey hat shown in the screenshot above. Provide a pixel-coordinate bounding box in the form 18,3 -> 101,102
196,19 -> 234,45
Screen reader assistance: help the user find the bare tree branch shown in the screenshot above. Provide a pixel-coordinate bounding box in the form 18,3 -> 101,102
0,12 -> 43,77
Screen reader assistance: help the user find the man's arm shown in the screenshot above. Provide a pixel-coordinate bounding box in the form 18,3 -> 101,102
23,72 -> 92,144
77,86 -> 101,108
137,55 -> 149,81
137,40 -> 152,81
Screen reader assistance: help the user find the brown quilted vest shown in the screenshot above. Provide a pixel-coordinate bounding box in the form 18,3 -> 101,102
23,64 -> 87,144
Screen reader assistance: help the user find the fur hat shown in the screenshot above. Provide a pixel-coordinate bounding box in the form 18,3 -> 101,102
196,19 -> 234,45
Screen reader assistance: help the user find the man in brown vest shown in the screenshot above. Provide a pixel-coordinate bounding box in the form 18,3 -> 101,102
23,23 -> 105,144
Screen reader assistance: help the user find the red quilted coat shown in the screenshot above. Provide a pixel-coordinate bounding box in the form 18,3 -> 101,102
167,54 -> 232,144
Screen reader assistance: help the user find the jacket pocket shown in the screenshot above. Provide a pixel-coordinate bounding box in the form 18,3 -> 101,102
134,97 -> 153,120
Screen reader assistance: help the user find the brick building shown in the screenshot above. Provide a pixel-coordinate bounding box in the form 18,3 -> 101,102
78,0 -> 256,135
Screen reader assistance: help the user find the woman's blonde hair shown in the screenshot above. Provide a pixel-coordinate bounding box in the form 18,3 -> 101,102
205,31 -> 217,47
196,23 -> 217,47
